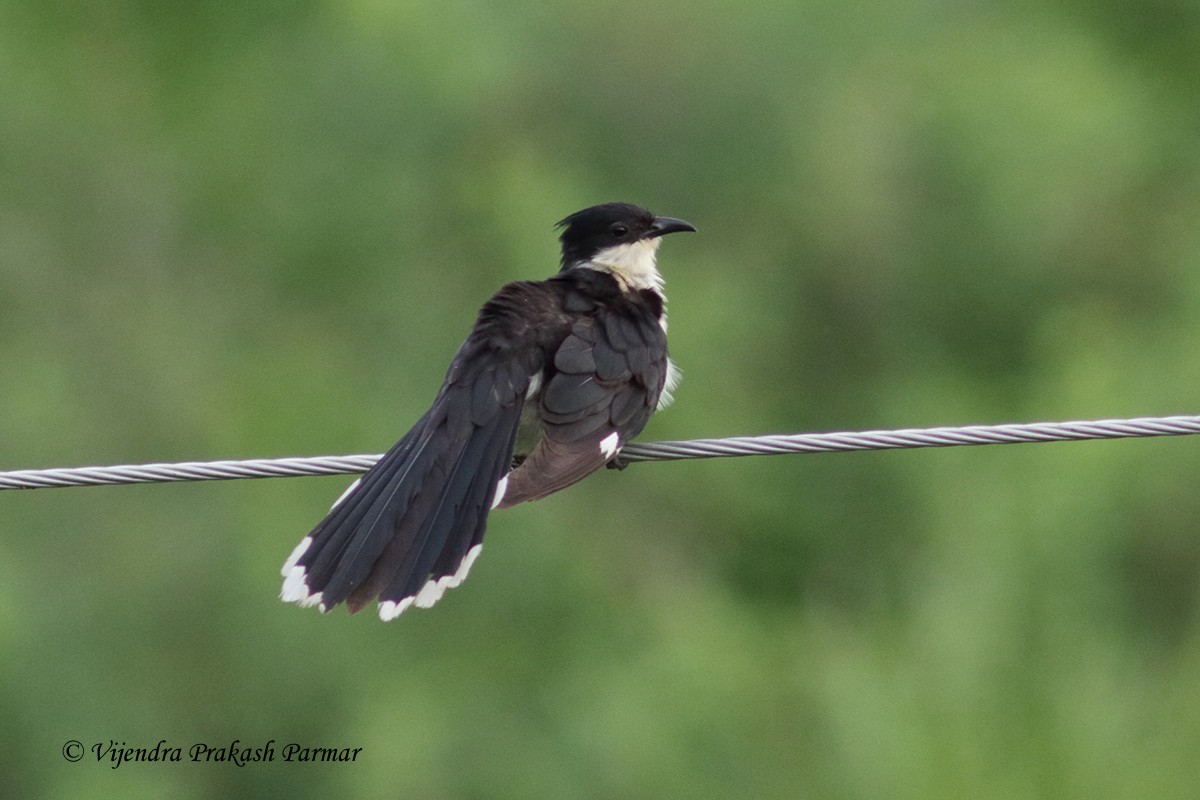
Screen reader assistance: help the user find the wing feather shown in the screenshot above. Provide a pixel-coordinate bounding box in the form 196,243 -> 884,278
499,305 -> 667,507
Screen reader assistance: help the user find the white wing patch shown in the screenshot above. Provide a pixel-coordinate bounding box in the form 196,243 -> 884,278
599,431 -> 621,459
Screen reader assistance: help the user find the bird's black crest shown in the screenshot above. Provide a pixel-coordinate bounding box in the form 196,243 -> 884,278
556,202 -> 657,268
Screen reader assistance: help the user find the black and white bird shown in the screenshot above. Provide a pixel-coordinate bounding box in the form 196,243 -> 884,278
280,202 -> 695,620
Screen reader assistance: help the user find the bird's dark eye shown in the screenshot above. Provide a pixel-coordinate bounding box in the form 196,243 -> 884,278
610,223 -> 629,238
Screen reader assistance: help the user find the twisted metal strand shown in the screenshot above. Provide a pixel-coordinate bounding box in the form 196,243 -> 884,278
2,415 -> 1198,490
0,455 -> 381,490
617,415 -> 1200,461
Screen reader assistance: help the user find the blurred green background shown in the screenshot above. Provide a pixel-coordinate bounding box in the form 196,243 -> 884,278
4,0 -> 1200,797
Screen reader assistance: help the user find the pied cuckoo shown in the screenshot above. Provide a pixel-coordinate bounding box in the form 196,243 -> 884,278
280,202 -> 695,620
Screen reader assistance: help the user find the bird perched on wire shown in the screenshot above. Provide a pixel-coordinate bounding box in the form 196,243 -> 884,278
280,202 -> 695,620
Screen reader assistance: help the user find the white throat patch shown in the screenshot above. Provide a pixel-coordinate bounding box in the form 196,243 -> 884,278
583,238 -> 664,292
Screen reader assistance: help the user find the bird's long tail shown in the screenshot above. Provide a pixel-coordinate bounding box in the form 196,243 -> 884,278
280,397 -> 523,619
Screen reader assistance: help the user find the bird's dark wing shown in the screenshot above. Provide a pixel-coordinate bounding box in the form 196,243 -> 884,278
280,281 -> 569,619
498,294 -> 668,508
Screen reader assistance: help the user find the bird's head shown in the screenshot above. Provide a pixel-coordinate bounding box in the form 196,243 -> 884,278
556,203 -> 695,287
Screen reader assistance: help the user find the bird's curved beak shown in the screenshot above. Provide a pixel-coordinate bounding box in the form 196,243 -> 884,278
644,215 -> 697,239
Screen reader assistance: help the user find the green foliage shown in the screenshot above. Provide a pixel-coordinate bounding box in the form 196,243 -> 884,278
3,1 -> 1200,797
